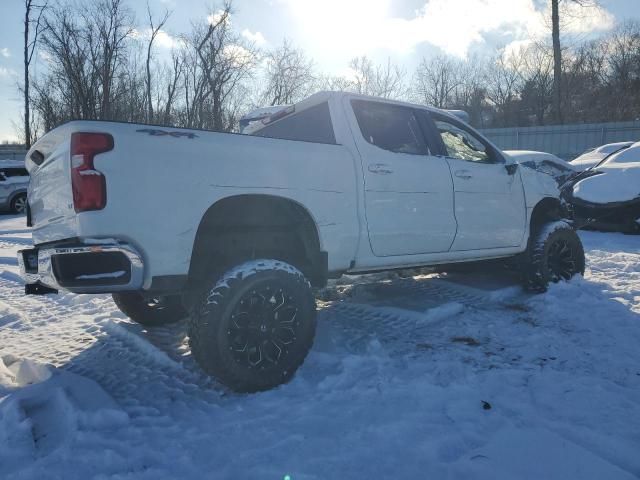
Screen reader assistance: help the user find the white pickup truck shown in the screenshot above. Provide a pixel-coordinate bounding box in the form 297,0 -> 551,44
18,91 -> 585,392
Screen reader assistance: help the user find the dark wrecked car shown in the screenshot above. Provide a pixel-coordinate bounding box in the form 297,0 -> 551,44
562,142 -> 640,234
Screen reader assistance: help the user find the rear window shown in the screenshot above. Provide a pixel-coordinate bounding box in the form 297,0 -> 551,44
252,102 -> 336,144
351,100 -> 428,155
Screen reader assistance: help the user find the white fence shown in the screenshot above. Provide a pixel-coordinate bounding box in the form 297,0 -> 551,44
481,121 -> 640,160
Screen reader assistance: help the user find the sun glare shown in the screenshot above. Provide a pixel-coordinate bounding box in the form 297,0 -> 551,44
285,0 -> 391,55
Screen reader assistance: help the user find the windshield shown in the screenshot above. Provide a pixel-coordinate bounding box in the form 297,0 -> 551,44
593,144 -> 634,169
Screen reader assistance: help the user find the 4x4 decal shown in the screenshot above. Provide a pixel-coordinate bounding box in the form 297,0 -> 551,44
136,128 -> 198,139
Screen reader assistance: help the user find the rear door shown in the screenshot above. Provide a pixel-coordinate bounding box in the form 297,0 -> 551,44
426,112 -> 526,251
346,98 -> 456,256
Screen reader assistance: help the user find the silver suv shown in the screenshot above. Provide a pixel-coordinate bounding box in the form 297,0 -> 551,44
0,161 -> 29,214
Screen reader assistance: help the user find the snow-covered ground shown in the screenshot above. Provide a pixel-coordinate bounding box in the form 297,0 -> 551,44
1,213 -> 639,479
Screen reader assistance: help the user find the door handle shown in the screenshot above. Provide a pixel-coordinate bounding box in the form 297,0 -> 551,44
368,163 -> 393,174
454,170 -> 472,179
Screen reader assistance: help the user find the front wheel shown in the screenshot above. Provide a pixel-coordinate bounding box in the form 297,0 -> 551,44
188,259 -> 317,393
522,220 -> 585,292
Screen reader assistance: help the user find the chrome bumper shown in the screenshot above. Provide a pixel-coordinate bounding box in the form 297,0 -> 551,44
18,241 -> 144,294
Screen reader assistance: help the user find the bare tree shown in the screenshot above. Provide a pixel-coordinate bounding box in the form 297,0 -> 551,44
184,2 -> 257,131
160,49 -> 185,125
518,43 -> 554,124
34,0 -> 139,127
23,0 -> 47,148
550,0 -> 600,123
413,55 -> 462,108
145,3 -> 170,122
89,0 -> 135,119
485,50 -> 524,126
349,56 -> 406,99
260,39 -> 315,106
603,21 -> 640,120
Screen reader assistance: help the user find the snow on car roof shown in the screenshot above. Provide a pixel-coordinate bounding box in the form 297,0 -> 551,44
573,143 -> 640,204
573,165 -> 640,204
571,141 -> 635,170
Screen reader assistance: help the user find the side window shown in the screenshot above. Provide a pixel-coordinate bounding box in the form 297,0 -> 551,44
433,117 -> 496,163
252,102 -> 336,144
4,168 -> 28,177
351,100 -> 428,155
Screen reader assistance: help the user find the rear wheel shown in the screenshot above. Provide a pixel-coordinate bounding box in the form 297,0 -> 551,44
188,259 -> 317,393
522,220 -> 585,292
112,292 -> 186,326
10,193 -> 27,214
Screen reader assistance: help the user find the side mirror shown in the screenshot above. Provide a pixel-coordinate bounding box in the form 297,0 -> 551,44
505,163 -> 518,175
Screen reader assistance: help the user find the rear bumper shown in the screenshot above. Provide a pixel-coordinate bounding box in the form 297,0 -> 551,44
18,241 -> 144,294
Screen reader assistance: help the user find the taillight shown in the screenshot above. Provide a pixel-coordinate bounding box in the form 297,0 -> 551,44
70,132 -> 113,212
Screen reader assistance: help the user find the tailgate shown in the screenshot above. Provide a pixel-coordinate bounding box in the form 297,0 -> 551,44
26,123 -> 78,244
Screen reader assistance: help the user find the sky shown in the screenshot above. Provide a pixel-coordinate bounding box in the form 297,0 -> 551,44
0,0 -> 638,143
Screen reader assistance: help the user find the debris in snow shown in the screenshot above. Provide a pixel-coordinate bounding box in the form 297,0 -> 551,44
451,336 -> 481,346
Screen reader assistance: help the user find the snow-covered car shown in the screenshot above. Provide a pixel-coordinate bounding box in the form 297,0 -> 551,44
563,141 -> 640,233
18,91 -> 585,392
570,141 -> 635,171
0,160 -> 29,214
504,150 -> 578,184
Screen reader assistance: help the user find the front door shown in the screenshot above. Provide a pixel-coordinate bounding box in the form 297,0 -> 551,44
347,99 -> 457,256
428,113 -> 526,251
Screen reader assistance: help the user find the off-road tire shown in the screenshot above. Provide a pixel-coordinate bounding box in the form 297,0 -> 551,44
522,220 -> 585,292
112,292 -> 186,326
188,259 -> 317,393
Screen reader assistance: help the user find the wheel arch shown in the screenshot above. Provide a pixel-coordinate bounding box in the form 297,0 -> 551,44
8,188 -> 27,204
529,197 -> 563,233
188,194 -> 327,289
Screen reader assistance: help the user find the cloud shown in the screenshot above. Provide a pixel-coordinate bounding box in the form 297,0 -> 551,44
283,0 -> 616,59
154,30 -> 181,49
130,28 -> 183,50
38,50 -> 53,63
223,44 -> 256,67
0,67 -> 17,78
0,48 -> 9,58
241,29 -> 266,46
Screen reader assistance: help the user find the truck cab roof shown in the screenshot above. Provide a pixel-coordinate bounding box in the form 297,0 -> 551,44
246,91 -> 471,136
